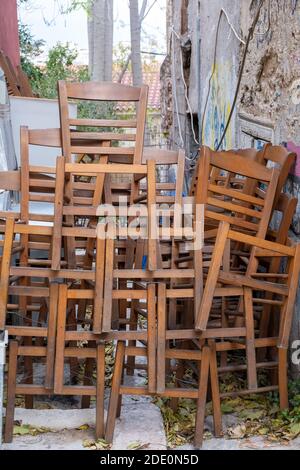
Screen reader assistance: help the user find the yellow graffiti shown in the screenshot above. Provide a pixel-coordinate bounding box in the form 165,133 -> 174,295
202,62 -> 234,150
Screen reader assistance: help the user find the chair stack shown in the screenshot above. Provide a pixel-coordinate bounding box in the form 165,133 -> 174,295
0,80 -> 299,448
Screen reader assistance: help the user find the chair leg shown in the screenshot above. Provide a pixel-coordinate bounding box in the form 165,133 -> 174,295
208,340 -> 222,437
194,345 -> 210,448
81,356 -> 93,409
4,340 -> 18,443
126,304 -> 138,376
278,347 -> 289,410
244,287 -> 257,390
96,342 -> 105,439
169,363 -> 184,412
105,341 -> 125,444
156,283 -> 166,394
116,366 -> 124,419
24,337 -> 33,409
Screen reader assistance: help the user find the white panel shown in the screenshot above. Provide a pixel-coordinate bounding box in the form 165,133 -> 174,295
9,96 -> 77,166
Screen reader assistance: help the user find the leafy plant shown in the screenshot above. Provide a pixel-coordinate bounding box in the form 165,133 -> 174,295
18,21 -> 44,84
33,42 -> 89,99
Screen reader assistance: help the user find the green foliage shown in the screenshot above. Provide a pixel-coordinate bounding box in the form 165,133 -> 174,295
54,0 -> 93,15
18,18 -> 116,121
18,20 -> 89,98
34,43 -> 89,99
18,21 -> 44,84
113,42 -> 132,71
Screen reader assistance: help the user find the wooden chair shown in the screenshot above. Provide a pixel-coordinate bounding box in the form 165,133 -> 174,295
0,216 -> 58,439
195,221 -> 300,404
104,283 -> 221,448
53,283 -> 106,438
0,216 -> 107,442
0,51 -> 34,97
50,157 -> 157,331
257,143 -> 296,207
57,80 -> 148,164
0,50 -> 21,96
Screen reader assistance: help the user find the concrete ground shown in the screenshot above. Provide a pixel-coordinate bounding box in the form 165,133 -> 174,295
1,363 -> 168,450
2,399 -> 167,450
2,361 -> 300,450
3,403 -> 300,450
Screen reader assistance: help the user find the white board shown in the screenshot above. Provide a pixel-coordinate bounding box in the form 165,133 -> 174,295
9,96 -> 77,166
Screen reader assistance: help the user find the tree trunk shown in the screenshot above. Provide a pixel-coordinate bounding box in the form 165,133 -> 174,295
129,0 -> 144,86
129,0 -> 150,144
104,0 -> 114,81
87,0 -> 114,81
87,12 -> 94,76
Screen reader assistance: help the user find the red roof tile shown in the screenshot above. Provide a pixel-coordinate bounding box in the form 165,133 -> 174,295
113,70 -> 161,111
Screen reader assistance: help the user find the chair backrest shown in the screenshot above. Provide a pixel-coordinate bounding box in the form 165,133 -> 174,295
57,80 -> 149,164
194,146 -> 280,239
0,51 -> 34,97
20,127 -> 63,223
51,157 -> 157,270
258,143 -> 296,204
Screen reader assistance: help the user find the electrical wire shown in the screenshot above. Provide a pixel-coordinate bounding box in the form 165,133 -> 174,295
200,0 -> 265,150
171,27 -> 200,148
171,29 -> 185,149
216,0 -> 266,151
221,8 -> 246,44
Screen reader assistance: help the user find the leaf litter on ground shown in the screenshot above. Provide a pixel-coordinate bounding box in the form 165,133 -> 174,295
155,376 -> 300,448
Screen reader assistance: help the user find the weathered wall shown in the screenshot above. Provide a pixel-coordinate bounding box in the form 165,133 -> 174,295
239,1 -> 300,232
161,0 -> 242,158
239,0 -> 300,147
199,0 -> 241,150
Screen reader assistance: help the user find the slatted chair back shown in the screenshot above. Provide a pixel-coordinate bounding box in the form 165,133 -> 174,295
57,80 -> 148,164
257,143 -> 296,205
19,126 -> 62,224
52,157 -> 155,269
107,148 -> 185,206
195,146 -> 280,238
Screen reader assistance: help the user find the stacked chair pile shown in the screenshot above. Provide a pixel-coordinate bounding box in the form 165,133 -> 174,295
0,81 -> 299,447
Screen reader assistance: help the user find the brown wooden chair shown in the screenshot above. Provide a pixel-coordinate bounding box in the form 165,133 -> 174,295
105,283 -> 222,448
0,50 -> 21,96
195,221 -> 300,405
0,51 -> 34,97
57,80 -> 148,164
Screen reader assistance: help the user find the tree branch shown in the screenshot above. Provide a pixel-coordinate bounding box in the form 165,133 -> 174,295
140,0 -> 157,23
118,53 -> 132,83
139,0 -> 148,24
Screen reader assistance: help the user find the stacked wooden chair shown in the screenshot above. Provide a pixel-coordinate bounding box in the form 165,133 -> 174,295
0,50 -> 34,97
1,78 -> 299,449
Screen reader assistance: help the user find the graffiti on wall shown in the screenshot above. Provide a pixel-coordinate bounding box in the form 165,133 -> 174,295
203,62 -> 234,150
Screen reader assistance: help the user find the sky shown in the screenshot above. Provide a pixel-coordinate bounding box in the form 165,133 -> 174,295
18,0 -> 167,64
